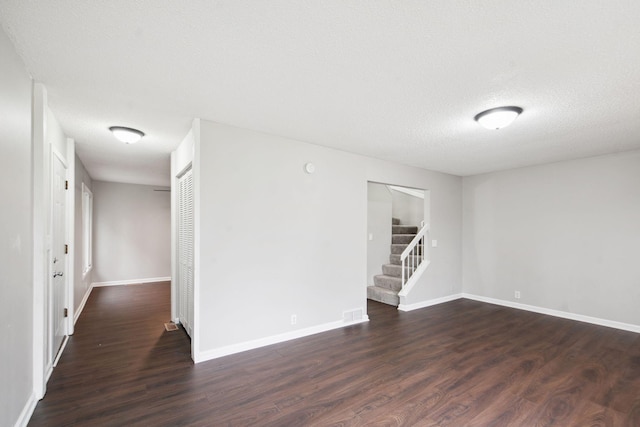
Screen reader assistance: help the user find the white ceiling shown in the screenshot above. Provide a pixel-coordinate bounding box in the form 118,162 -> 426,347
2,1 -> 640,186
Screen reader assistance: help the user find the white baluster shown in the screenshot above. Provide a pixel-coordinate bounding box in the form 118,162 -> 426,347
402,257 -> 405,288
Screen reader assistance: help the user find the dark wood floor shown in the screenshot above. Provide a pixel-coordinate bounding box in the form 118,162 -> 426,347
29,283 -> 640,426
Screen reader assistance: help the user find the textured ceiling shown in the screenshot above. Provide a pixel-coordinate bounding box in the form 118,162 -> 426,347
2,1 -> 640,185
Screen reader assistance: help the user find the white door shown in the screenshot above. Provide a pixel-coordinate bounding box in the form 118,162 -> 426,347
50,155 -> 67,362
177,168 -> 194,337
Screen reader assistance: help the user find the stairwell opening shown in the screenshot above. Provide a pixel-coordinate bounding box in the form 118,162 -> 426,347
366,182 -> 430,310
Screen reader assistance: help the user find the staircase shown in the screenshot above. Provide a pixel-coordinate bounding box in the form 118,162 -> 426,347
367,218 -> 419,306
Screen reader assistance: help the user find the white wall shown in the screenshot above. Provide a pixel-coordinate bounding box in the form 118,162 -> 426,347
173,128 -> 195,175
0,25 -> 34,427
74,155 -> 92,311
367,183 -> 392,286
197,122 -> 368,354
46,106 -> 66,160
192,120 -> 462,360
92,181 -> 171,284
391,188 -> 424,226
463,150 -> 640,326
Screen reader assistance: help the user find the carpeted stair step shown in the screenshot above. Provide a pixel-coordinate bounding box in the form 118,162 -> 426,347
390,244 -> 407,254
368,220 -> 421,308
392,234 -> 416,244
382,264 -> 413,278
392,225 -> 418,235
391,244 -> 423,255
389,254 -> 422,265
367,286 -> 399,306
373,274 -> 402,292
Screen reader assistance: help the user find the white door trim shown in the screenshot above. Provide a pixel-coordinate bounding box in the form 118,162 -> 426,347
65,138 -> 75,336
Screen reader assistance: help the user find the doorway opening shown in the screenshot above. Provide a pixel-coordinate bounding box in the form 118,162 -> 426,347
366,182 -> 430,313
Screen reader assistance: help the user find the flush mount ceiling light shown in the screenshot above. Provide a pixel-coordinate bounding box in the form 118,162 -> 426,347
109,126 -> 145,144
474,106 -> 523,130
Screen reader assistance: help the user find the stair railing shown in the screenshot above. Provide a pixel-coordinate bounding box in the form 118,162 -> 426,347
399,223 -> 431,297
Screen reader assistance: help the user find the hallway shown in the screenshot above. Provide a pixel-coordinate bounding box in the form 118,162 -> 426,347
29,282 -> 192,425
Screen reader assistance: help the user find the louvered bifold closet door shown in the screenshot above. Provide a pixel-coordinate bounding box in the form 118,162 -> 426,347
185,171 -> 194,335
178,168 -> 194,337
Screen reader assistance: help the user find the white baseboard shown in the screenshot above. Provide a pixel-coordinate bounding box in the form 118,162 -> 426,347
13,391 -> 37,427
194,316 -> 370,363
398,293 -> 463,312
53,335 -> 69,367
74,284 -> 94,324
394,292 -> 639,333
462,293 -> 640,334
92,276 -> 171,287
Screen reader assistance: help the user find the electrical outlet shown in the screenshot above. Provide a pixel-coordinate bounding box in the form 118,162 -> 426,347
432,240 -> 438,248
514,291 -> 521,299
291,314 -> 297,325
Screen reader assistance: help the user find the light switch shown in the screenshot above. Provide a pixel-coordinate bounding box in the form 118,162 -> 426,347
432,240 -> 438,248
368,233 -> 373,241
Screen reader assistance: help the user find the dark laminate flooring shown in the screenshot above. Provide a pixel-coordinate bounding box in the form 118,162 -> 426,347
29,283 -> 640,426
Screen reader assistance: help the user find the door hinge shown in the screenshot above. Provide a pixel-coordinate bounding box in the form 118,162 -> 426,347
65,180 -> 69,190
65,244 -> 68,254
64,308 -> 68,318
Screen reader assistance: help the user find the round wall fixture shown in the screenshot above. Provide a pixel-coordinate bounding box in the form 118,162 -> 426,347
304,162 -> 315,174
